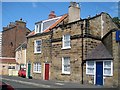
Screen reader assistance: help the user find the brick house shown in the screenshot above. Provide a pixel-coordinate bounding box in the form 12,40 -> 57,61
2,18 -> 30,58
26,2 -> 119,87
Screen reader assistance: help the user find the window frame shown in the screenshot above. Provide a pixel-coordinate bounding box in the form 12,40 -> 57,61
34,40 -> 42,53
86,60 -> 113,76
103,60 -> 113,76
62,57 -> 70,74
33,63 -> 42,73
62,34 -> 71,49
35,24 -> 41,34
86,61 -> 95,75
35,16 -> 61,34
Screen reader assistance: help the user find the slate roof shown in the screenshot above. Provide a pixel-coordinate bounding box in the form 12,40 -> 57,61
86,42 -> 113,60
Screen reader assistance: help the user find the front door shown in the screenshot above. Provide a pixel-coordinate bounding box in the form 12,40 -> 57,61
28,63 -> 31,78
45,64 -> 49,80
96,62 -> 103,85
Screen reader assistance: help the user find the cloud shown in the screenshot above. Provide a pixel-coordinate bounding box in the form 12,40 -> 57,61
32,2 -> 37,8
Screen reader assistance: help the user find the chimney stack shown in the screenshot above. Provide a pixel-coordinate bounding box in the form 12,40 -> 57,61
48,11 -> 56,19
68,2 -> 80,23
15,18 -> 26,28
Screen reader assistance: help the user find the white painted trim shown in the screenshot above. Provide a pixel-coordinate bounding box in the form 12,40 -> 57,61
43,63 -> 45,80
86,60 -> 113,85
26,63 -> 28,78
62,34 -> 71,49
42,16 -> 61,23
94,61 -> 104,85
25,49 -> 26,65
94,61 -> 96,85
103,60 -> 113,76
61,47 -> 71,50
33,63 -> 42,74
41,22 -> 43,33
35,16 -> 61,34
34,39 -> 42,54
35,24 -> 40,34
86,61 -> 95,75
62,57 -> 70,74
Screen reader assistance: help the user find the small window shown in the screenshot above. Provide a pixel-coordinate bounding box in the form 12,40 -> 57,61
103,61 -> 113,76
10,42 -> 13,47
33,63 -> 41,73
62,34 -> 71,49
34,40 -> 42,53
62,57 -> 70,74
8,66 -> 15,69
86,61 -> 95,75
35,24 -> 41,34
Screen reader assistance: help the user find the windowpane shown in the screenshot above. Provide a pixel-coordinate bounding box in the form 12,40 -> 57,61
87,68 -> 94,74
104,61 -> 111,67
104,68 -> 111,75
35,24 -> 41,33
34,63 -> 41,73
63,34 -> 70,48
87,61 -> 94,67
35,40 -> 42,53
43,19 -> 59,31
86,61 -> 95,75
62,57 -> 70,74
103,61 -> 112,76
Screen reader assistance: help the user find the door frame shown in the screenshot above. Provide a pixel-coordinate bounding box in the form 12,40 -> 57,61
27,62 -> 31,78
94,61 -> 104,85
43,63 -> 50,80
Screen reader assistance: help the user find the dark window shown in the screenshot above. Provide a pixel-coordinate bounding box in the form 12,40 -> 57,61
10,42 -> 13,47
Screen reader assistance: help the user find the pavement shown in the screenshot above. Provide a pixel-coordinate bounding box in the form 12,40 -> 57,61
0,75 -> 116,89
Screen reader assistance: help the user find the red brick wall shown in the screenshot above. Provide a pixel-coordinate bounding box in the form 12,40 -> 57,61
2,21 -> 30,57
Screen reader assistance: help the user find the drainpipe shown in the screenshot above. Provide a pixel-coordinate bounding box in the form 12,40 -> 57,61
81,22 -> 84,84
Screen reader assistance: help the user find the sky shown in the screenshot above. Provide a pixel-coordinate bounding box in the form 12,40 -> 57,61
1,2 -> 119,32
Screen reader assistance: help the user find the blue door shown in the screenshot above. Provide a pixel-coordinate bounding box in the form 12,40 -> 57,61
96,62 -> 103,85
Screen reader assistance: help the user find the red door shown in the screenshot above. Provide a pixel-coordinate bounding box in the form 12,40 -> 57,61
45,64 -> 49,80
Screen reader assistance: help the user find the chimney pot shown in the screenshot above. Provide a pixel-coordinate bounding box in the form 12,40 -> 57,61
48,11 -> 56,19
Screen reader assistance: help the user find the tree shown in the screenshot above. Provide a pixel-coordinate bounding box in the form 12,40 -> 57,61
112,17 -> 120,28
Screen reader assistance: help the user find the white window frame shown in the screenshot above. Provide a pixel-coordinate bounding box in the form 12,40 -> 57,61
62,57 -> 70,74
35,16 -> 61,34
86,60 -> 113,76
86,61 -> 95,75
34,40 -> 42,53
35,24 -> 41,34
62,34 -> 71,49
33,63 -> 41,73
103,60 -> 113,76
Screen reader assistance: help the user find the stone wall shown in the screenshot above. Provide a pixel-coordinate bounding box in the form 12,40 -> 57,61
51,18 -> 101,83
26,33 -> 51,79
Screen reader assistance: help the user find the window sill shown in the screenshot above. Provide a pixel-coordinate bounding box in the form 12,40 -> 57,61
61,47 -> 71,50
86,73 -> 94,76
33,71 -> 41,74
103,74 -> 113,77
34,52 -> 41,54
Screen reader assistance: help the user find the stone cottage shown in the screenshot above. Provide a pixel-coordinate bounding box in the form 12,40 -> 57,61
26,2 -> 119,87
